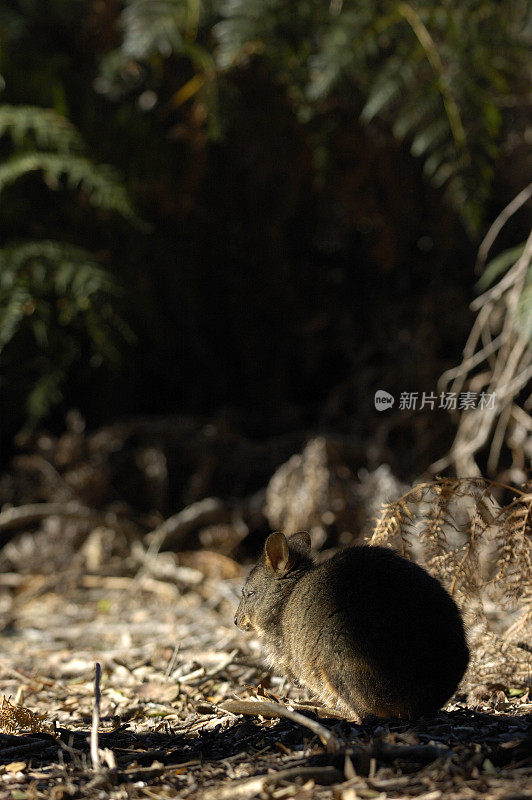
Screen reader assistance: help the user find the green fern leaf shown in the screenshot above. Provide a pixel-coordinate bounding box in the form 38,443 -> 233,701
411,118 -> 448,157
476,243 -> 526,291
516,282 -> 532,344
0,153 -> 136,220
121,0 -> 189,60
0,105 -> 83,152
0,239 -> 136,425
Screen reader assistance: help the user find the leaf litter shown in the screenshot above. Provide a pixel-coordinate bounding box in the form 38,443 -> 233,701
0,554 -> 530,800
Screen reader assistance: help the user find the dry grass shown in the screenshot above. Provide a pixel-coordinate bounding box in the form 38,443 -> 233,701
434,193 -> 532,478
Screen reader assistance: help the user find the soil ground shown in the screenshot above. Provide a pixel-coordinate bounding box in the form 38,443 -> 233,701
0,563 -> 530,800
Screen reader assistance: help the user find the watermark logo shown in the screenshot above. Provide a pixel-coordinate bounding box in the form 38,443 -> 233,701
374,390 -> 497,411
374,390 -> 395,410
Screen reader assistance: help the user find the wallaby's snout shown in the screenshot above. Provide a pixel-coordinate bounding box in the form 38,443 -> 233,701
234,602 -> 252,631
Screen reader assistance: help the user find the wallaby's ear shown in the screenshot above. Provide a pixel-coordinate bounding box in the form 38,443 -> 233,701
288,531 -> 311,557
264,532 -> 290,575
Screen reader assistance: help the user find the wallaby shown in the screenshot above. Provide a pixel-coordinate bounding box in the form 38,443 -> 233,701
235,531 -> 469,719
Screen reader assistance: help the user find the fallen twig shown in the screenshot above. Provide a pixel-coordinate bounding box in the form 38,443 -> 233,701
146,497 -> 229,553
0,502 -> 102,534
0,502 -> 138,537
218,698 -> 340,753
289,700 -> 350,720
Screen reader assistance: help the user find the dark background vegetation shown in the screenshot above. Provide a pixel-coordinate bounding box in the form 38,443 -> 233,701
0,0 -> 530,485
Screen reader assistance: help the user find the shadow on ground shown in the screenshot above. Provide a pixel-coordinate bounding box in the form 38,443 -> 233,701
1,708 -> 529,792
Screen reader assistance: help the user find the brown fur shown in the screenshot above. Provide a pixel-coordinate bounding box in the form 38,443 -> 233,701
235,532 -> 469,720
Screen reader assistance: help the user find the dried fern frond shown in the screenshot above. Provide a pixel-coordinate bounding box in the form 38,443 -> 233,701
490,491 -> 532,599
0,696 -> 53,735
474,488 -> 532,680
370,477 -> 500,595
503,592 -> 532,647
467,626 -> 531,691
419,479 -> 462,563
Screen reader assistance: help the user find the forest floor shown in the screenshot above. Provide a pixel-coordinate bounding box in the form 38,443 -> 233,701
0,558 -> 530,800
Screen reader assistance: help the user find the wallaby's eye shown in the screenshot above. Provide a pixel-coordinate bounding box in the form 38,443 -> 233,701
246,590 -> 255,598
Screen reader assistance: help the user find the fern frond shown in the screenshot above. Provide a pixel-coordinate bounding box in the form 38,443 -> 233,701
0,240 -> 135,425
25,368 -> 67,426
0,153 -> 136,220
210,0 -> 527,233
492,492 -> 532,598
0,285 -> 32,349
392,91 -> 441,141
121,0 -> 189,60
0,105 -> 83,152
0,240 -> 124,328
99,0 -> 526,229
371,477 -> 502,597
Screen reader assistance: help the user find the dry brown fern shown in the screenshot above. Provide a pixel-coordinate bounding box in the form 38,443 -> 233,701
0,695 -> 53,735
369,477 -> 531,690
264,437 -> 361,547
492,490 -> 532,598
